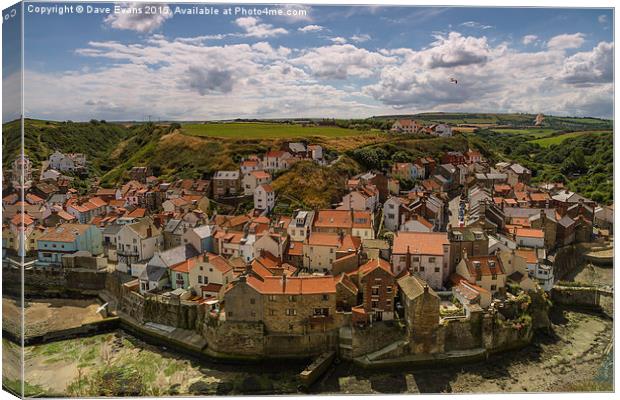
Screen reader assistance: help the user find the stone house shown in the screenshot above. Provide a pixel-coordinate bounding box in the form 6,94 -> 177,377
224,275 -> 338,335
242,170 -> 272,196
213,170 -> 241,198
447,227 -> 489,273
287,210 -> 315,243
398,274 -> 440,354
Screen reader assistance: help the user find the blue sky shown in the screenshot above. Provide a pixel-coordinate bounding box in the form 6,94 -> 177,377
3,3 -> 614,121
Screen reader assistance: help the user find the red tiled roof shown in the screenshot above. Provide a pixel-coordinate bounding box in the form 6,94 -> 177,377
392,232 -> 448,255
516,228 -> 544,239
464,255 -> 505,277
246,275 -> 336,295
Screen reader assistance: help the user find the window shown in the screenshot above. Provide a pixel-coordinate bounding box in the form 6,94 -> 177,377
209,268 -> 213,272
371,287 -> 379,296
420,266 -> 425,272
203,276 -> 208,284
429,257 -> 436,263
492,274 -> 497,280
412,256 -> 420,262
491,285 -> 497,291
435,267 -> 440,273
269,309 -> 276,316
313,308 -> 329,316
198,276 -> 202,284
371,301 -> 379,308
286,308 -> 297,316
268,295 -> 276,301
200,266 -> 203,271
288,295 -> 297,302
400,256 -> 406,262
227,311 -> 233,317
322,294 -> 329,301
386,286 -> 392,293
250,298 -> 255,305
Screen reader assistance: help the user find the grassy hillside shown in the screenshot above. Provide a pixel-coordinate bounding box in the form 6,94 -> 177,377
472,129 -> 613,204
2,119 -> 131,175
182,122 -> 373,139
530,130 -> 611,148
272,157 -> 362,211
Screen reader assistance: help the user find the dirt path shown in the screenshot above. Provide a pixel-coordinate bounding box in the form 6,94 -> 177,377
313,308 -> 613,394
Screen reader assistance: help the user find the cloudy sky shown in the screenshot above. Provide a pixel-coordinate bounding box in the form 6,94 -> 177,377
3,3 -> 614,121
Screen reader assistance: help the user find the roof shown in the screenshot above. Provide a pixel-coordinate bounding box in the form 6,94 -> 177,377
127,208 -> 146,218
251,170 -> 271,179
463,255 -> 505,277
213,170 -> 240,180
204,253 -> 234,273
392,232 -> 448,255
246,275 -> 336,295
307,233 -> 361,252
156,244 -> 200,267
334,273 -> 358,295
126,219 -> 160,238
515,228 -> 544,239
287,241 -> 304,256
11,213 -> 35,226
201,283 -> 223,293
39,224 -> 92,243
257,184 -> 273,192
515,249 -> 537,264
398,274 -> 438,300
140,264 -> 168,282
358,258 -> 393,278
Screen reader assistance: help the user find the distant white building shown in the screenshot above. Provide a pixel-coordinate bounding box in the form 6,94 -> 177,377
254,184 -> 275,212
433,124 -> 452,137
49,150 -> 86,172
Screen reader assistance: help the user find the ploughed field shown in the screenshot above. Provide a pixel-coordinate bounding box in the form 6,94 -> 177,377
182,122 -> 376,139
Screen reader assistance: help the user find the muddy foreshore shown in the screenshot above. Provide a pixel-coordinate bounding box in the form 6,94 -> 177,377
3,303 -> 613,396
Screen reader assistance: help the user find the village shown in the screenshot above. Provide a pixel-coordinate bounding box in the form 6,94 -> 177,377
2,118 -> 614,366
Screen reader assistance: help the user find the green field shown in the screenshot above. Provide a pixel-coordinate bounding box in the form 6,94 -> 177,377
530,130 -> 612,147
491,128 -> 559,138
182,122 -> 371,138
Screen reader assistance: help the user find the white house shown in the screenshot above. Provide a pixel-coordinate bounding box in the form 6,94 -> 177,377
254,184 -> 275,212
391,231 -> 450,289
242,170 -> 272,196
115,219 -> 163,275
433,124 -> 452,137
383,197 -> 405,232
514,228 -> 545,249
49,150 -> 86,172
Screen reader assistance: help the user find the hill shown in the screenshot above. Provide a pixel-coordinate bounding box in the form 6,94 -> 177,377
182,122 -> 375,139
2,119 -> 131,175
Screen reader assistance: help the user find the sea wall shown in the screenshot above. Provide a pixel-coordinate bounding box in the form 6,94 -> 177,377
551,285 -> 613,317
3,265 -> 107,297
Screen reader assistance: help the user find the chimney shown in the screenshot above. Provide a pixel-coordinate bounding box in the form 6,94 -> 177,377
203,253 -> 209,263
146,225 -> 152,237
424,284 -> 429,293
406,245 -> 411,270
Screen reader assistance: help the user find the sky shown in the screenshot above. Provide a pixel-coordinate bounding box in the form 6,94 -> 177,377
2,3 -> 614,122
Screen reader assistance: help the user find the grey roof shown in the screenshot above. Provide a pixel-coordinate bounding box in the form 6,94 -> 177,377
103,224 -> 123,236
433,174 -> 449,184
504,207 -> 555,220
440,164 -> 457,174
398,274 -> 438,300
552,190 -> 588,203
214,170 -> 240,180
140,264 -> 168,282
509,163 -> 530,174
558,214 -> 576,228
156,244 -> 199,267
192,224 -> 215,239
288,142 -> 307,153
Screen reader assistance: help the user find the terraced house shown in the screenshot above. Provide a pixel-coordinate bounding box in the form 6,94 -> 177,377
37,223 -> 102,266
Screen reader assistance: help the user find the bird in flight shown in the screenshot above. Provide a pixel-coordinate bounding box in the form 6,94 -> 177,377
449,77 -> 458,84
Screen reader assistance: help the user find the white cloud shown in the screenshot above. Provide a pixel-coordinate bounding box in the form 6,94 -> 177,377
329,37 -> 348,45
23,30 -> 614,120
547,33 -> 585,50
522,35 -> 538,45
104,3 -> 172,33
598,15 -> 608,24
298,24 -> 324,33
235,17 -> 288,38
558,41 -> 613,86
351,34 -> 371,43
460,21 -> 494,30
292,44 -> 396,80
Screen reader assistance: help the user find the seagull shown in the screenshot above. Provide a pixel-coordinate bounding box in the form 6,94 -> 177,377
449,77 -> 458,84
96,302 -> 108,314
